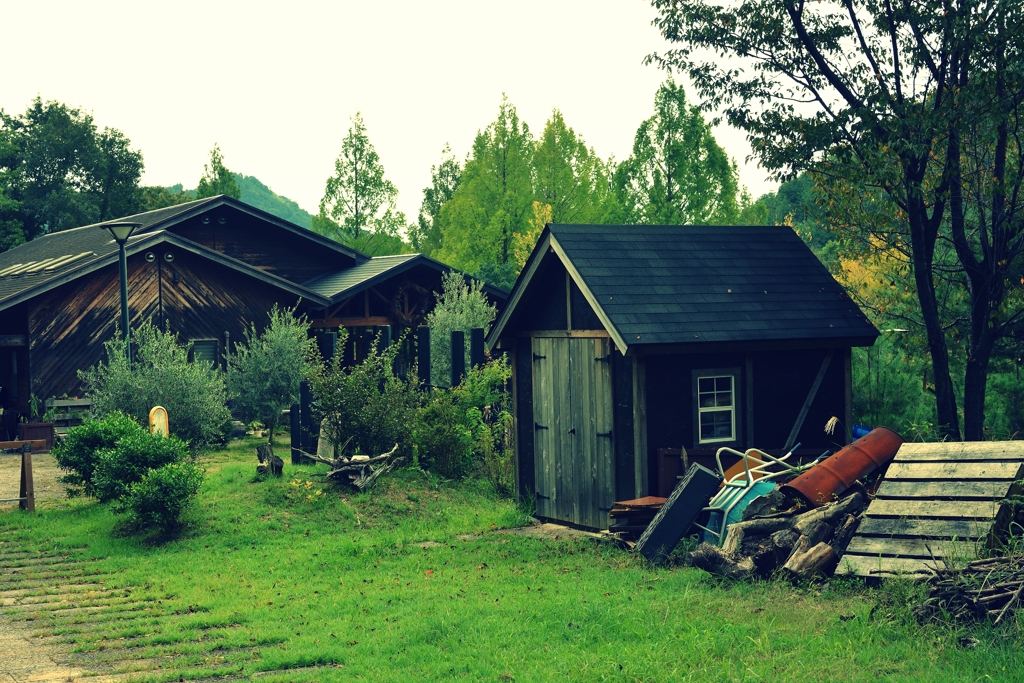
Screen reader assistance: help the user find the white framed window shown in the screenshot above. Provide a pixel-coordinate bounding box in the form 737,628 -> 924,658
693,369 -> 739,444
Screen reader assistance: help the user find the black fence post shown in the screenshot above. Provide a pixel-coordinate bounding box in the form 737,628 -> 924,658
290,403 -> 301,464
470,328 -> 485,368
300,380 -> 314,458
417,326 -> 431,388
450,330 -> 465,387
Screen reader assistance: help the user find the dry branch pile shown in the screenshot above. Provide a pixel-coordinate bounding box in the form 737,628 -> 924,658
914,554 -> 1024,625
306,443 -> 405,491
688,490 -> 867,580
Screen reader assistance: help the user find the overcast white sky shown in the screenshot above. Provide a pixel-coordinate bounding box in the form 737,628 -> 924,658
3,0 -> 776,221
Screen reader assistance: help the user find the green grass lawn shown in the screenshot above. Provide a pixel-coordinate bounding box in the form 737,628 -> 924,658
1,439 -> 1022,682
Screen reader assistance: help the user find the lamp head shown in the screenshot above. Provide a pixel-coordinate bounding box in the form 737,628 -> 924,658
104,222 -> 142,243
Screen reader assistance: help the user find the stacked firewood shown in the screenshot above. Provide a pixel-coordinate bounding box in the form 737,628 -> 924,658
914,555 -> 1024,625
688,490 -> 866,580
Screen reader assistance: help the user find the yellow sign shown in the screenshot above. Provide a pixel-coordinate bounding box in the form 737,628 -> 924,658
149,406 -> 169,437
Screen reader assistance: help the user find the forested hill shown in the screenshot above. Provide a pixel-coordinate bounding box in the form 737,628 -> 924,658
164,175 -> 314,229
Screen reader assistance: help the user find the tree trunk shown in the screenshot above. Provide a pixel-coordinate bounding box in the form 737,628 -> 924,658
908,198 -> 961,441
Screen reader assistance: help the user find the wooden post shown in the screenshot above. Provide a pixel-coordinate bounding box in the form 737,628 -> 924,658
19,448 -> 34,513
470,328 -> 485,368
317,332 -> 337,361
450,330 -> 465,387
300,380 -> 313,458
378,326 -> 392,350
290,403 -> 301,464
417,326 -> 431,388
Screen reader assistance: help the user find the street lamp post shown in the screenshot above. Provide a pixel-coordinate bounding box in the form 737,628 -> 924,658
102,222 -> 141,354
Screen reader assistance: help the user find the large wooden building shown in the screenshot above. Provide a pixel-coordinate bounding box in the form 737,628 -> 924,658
487,224 -> 878,530
0,196 -> 504,438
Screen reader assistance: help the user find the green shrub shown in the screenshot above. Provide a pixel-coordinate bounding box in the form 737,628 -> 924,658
51,412 -> 143,498
80,321 -> 231,451
415,393 -> 473,478
415,358 -> 513,489
114,460 -> 204,533
93,430 -> 191,503
306,329 -> 422,458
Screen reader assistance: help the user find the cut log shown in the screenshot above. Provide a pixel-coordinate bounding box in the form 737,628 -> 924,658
784,541 -> 838,578
721,515 -> 796,556
256,443 -> 283,477
792,492 -> 865,534
830,514 -> 860,555
688,543 -> 755,580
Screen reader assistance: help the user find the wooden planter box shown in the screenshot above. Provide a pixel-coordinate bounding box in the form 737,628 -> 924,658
17,423 -> 54,452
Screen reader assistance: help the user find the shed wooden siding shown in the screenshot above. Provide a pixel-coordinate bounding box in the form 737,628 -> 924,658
169,211 -> 349,284
27,249 -> 308,399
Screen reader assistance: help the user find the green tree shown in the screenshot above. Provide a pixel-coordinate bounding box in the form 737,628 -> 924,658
424,271 -> 498,387
649,0 -> 1024,440
227,305 -> 316,450
412,143 -> 461,255
437,96 -> 534,288
195,144 -> 241,200
0,97 -> 144,244
318,112 -> 406,244
139,185 -> 193,212
613,79 -> 740,225
533,110 -> 616,224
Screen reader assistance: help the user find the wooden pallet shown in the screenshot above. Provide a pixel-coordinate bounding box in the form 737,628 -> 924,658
837,442 -> 1024,577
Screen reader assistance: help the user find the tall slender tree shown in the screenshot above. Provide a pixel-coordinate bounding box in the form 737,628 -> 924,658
533,110 -> 616,224
195,144 -> 241,200
318,112 -> 404,244
412,143 -> 461,255
437,96 -> 534,288
613,79 -> 740,225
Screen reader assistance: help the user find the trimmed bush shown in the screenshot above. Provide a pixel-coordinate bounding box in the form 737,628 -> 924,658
93,430 -> 191,503
52,412 -> 142,498
114,461 -> 204,533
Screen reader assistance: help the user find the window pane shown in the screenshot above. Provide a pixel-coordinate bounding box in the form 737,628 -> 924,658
700,410 -> 733,440
698,377 -> 715,394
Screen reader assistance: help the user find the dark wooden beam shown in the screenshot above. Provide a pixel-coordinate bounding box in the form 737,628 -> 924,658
0,335 -> 26,347
309,316 -> 391,328
783,349 -> 835,452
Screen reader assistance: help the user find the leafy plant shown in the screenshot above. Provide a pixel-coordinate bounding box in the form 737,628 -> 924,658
93,429 -> 192,503
305,329 -> 422,459
80,320 -> 231,451
227,305 -> 315,449
423,271 -> 497,387
51,412 -> 142,497
114,460 -> 205,534
415,358 -> 513,489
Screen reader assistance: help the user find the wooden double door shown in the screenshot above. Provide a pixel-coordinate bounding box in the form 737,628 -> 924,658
532,337 -> 614,529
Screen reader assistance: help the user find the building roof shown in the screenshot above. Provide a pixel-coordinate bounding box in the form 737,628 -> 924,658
305,253 -> 509,304
0,196 -> 359,311
489,223 -> 878,353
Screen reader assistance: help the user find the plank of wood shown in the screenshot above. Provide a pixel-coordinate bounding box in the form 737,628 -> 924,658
0,335 -> 27,347
595,338 -> 615,528
532,337 -> 555,521
635,463 -> 722,562
844,536 -> 983,560
894,442 -> 1024,461
836,554 -> 942,577
884,461 -> 1023,480
866,498 -> 1001,519
856,517 -> 990,540
874,479 -> 1016,500
0,440 -> 47,452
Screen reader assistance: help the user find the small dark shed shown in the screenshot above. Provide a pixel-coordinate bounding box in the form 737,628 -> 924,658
487,224 -> 878,530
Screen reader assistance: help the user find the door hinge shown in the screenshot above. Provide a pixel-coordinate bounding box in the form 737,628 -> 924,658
535,423 -> 548,430
568,427 -> 576,435
533,353 -> 546,361
595,354 -> 611,363
536,492 -> 551,500
598,431 -> 612,438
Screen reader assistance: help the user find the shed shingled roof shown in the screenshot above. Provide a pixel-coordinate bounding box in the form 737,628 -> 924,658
491,224 -> 877,351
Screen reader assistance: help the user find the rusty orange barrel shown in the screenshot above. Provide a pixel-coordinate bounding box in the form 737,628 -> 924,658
780,427 -> 904,507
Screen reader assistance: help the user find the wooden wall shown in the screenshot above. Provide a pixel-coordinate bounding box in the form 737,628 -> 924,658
27,248 -> 316,400
168,208 -> 353,284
